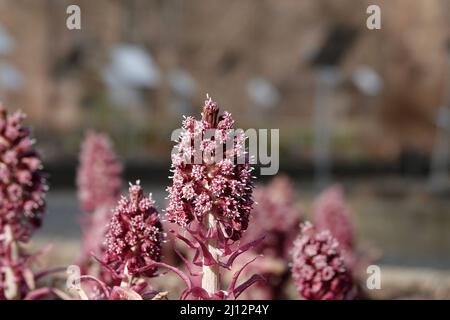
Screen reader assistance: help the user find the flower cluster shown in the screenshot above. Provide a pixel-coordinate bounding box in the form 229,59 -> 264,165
104,182 -> 163,278
0,106 -> 59,300
291,222 -> 354,300
313,186 -> 355,268
159,95 -> 264,300
77,131 -> 122,214
66,182 -> 167,300
0,106 -> 47,242
166,95 -> 254,243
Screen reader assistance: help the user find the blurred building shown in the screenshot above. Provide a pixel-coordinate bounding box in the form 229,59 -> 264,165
0,0 -> 448,164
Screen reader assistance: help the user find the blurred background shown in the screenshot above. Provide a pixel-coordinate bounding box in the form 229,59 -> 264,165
0,0 -> 449,298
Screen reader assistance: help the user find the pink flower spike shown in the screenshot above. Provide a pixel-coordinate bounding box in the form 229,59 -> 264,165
104,182 -> 163,278
165,94 -> 259,298
0,106 -> 47,241
291,222 -> 355,300
166,95 -> 254,244
77,131 -> 122,214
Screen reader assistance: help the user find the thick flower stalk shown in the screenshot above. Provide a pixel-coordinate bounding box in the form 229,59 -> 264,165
165,95 -> 263,299
291,222 -> 355,300
313,185 -> 355,269
0,106 -> 47,242
77,131 -> 122,214
239,176 -> 302,299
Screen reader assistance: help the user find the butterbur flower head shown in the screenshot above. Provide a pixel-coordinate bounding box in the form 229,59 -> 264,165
313,185 -> 355,268
77,132 -> 123,277
104,182 -> 163,277
155,95 -> 263,300
166,95 -> 254,243
243,176 -> 301,258
291,222 -> 354,300
77,131 -> 122,213
0,106 -> 47,241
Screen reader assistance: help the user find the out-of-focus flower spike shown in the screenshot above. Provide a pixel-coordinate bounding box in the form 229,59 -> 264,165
313,185 -> 355,268
291,222 -> 355,300
0,105 -> 47,241
77,131 -> 122,214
